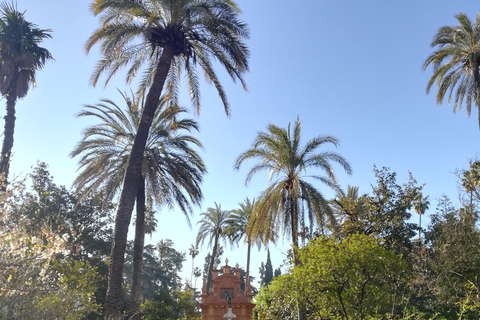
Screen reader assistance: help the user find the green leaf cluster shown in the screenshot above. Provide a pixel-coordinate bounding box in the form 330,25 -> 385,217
261,234 -> 406,320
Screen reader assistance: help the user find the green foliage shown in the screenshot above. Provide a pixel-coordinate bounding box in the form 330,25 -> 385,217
142,288 -> 200,320
262,234 -> 406,320
0,254 -> 99,319
259,249 -> 273,288
0,163 -> 113,319
124,239 -> 186,300
252,286 -> 273,320
423,196 -> 480,319
338,167 -> 420,258
34,260 -> 99,320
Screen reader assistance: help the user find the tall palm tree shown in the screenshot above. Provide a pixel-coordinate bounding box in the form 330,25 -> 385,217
188,244 -> 199,284
413,192 -> 430,240
196,202 -> 229,293
0,2 -> 52,186
461,161 -> 480,209
225,197 -> 276,283
234,117 -> 352,266
424,12 -> 480,131
86,2 -> 248,316
70,92 -> 205,319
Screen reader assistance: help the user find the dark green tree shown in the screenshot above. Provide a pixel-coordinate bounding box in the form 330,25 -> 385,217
0,2 -> 53,184
274,268 -> 281,278
424,196 -> 480,319
260,249 -> 273,287
86,1 -> 249,316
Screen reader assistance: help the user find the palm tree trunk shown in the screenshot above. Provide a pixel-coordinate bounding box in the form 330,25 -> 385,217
290,197 -> 304,320
206,235 -> 219,294
418,213 -> 422,240
0,87 -> 17,190
191,256 -> 194,284
130,177 -> 146,320
104,44 -> 175,320
474,65 -> 480,132
246,239 -> 251,285
471,191 -> 473,211
290,199 -> 300,267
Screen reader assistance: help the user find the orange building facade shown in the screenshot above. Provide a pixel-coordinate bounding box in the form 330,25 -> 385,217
199,263 -> 254,320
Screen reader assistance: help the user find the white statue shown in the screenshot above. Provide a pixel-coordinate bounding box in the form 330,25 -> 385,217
223,307 -> 237,319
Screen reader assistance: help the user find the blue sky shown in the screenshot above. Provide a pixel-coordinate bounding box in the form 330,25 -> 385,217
9,0 -> 480,287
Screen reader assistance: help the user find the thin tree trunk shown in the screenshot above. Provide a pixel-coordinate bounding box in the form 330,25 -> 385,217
470,191 -> 473,211
130,177 -> 146,320
290,199 -> 300,267
104,44 -> 175,320
475,65 -> 480,132
246,239 -> 251,285
290,197 -> 304,320
206,235 -> 219,294
0,87 -> 17,190
191,255 -> 194,284
418,213 -> 422,240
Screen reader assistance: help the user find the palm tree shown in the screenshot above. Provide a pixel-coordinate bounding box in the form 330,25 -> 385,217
234,117 -> 352,266
0,2 -> 52,186
330,186 -> 369,237
331,186 -> 361,221
196,202 -> 229,293
424,12 -> 480,131
461,161 -> 480,209
413,192 -> 430,240
188,244 -> 199,284
225,197 -> 275,283
86,2 -> 248,316
70,92 -> 205,319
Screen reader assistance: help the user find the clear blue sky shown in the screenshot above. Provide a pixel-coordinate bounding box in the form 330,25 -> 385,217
9,0 -> 480,287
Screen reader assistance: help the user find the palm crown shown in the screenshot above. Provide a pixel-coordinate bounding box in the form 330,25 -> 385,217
413,192 -> 430,240
235,117 -> 352,264
424,12 -> 480,130
196,202 -> 229,292
0,2 -> 52,98
225,197 -> 276,281
71,92 -> 206,218
86,0 -> 249,115
0,2 -> 52,183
